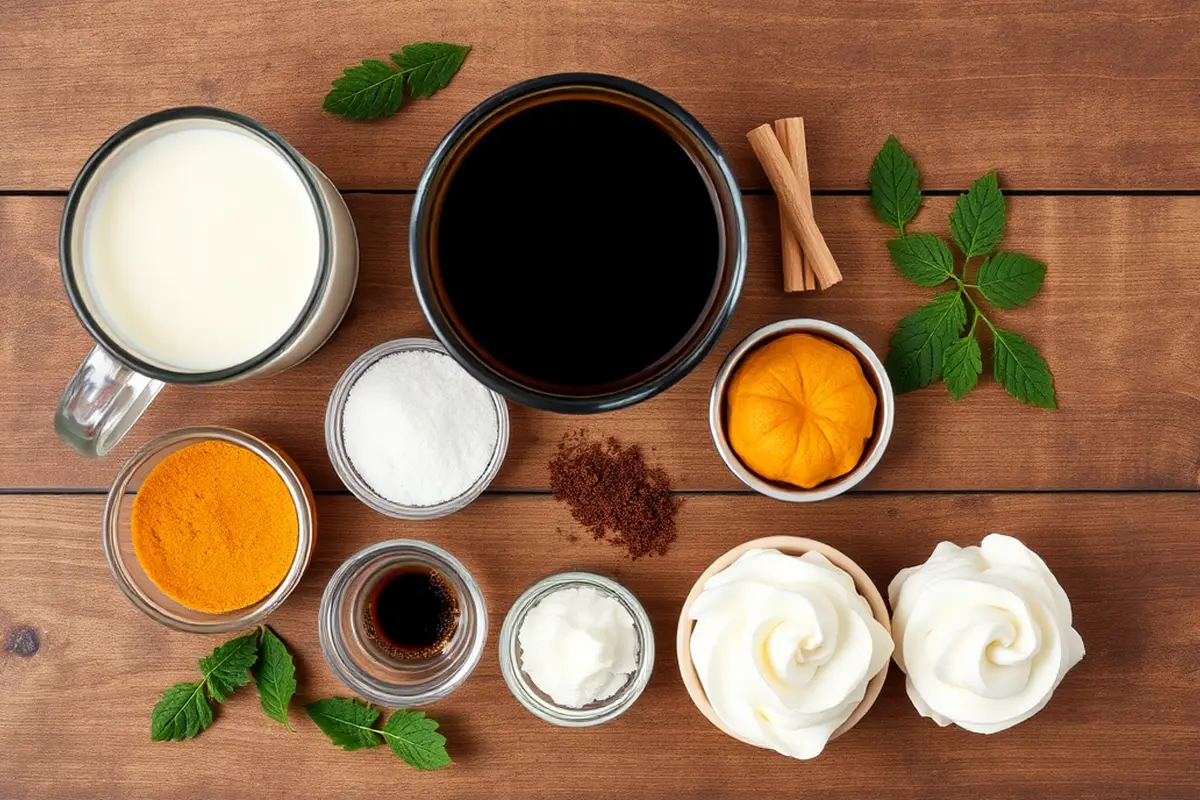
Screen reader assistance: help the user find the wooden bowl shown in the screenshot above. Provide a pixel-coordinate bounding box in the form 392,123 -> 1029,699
675,536 -> 891,751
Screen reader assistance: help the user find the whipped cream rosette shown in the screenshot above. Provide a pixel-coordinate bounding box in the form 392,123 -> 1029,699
889,534 -> 1085,734
688,548 -> 892,760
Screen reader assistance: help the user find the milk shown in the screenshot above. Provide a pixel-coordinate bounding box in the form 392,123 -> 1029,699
81,121 -> 321,372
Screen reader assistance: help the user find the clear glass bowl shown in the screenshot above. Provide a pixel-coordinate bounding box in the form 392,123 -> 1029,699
318,540 -> 488,706
499,572 -> 655,727
325,338 -> 510,519
102,426 -> 317,634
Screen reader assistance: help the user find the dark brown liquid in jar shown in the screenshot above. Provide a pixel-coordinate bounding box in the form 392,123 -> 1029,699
363,567 -> 460,661
434,97 -> 722,393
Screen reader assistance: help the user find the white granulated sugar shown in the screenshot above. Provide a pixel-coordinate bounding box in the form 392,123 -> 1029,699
341,350 -> 499,506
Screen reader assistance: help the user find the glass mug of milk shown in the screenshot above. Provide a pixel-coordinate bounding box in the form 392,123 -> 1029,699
55,107 -> 358,457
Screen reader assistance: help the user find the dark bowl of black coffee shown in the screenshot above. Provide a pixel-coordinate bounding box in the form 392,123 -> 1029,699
411,73 -> 747,413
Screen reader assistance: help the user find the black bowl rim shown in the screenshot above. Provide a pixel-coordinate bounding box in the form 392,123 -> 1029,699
409,73 -> 747,414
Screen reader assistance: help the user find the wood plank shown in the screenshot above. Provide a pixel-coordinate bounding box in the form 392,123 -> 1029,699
0,493 -> 1195,799
2,0 -> 1198,191
3,194 -> 1198,492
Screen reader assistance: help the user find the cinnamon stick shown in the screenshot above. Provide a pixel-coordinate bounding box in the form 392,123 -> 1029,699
777,118 -> 819,291
746,123 -> 842,289
773,119 -> 806,293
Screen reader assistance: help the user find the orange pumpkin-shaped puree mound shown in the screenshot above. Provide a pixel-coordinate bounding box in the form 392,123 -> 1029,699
725,333 -> 877,489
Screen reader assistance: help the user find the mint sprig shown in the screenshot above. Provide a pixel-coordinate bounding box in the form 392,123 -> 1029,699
943,334 -> 983,400
323,43 -> 470,120
885,290 -> 966,392
869,135 -> 922,233
151,627 -> 292,741
150,631 -> 451,767
993,327 -> 1056,408
886,232 -> 955,287
380,710 -> 453,770
253,627 -> 298,731
305,698 -> 383,751
150,631 -> 258,741
948,172 -> 1006,258
306,699 -> 451,770
150,682 -> 213,741
199,632 -> 260,702
976,252 -> 1046,309
868,137 -> 1056,408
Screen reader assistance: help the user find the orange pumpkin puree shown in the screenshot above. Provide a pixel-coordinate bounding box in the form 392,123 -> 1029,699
725,333 -> 877,489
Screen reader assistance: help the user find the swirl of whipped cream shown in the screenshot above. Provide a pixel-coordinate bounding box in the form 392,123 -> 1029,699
688,548 -> 892,760
888,534 -> 1085,734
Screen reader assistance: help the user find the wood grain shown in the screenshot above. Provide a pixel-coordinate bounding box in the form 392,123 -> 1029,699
2,0 -> 1198,191
3,194 -> 1198,492
0,493 -> 1195,799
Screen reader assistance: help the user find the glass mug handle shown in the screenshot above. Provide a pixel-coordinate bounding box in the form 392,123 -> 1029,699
55,345 -> 164,458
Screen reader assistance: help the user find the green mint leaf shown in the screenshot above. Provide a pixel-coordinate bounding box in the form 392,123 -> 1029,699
305,698 -> 383,751
949,172 -> 1006,258
976,252 -> 1046,309
885,290 -> 967,393
253,627 -> 297,731
868,135 -> 921,231
886,232 -> 955,287
151,682 -> 213,742
323,59 -> 408,120
379,710 -> 452,771
993,328 -> 1057,408
199,632 -> 259,703
325,43 -> 470,120
391,43 -> 471,99
942,332 -> 983,400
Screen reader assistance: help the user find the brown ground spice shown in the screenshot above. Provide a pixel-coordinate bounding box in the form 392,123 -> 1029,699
549,430 -> 681,559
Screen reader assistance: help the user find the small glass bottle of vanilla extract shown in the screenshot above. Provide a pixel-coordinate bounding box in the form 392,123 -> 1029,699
363,566 -> 460,661
319,539 -> 487,707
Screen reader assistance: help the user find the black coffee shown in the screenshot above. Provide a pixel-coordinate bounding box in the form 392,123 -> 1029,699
435,98 -> 721,392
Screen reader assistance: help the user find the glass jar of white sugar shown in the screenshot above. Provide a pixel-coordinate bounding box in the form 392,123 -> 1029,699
326,338 -> 510,519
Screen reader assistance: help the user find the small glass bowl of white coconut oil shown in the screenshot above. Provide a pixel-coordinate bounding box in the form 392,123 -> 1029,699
499,571 -> 655,727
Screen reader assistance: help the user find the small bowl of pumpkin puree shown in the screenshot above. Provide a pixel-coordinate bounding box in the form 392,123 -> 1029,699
103,426 -> 316,633
709,319 -> 895,502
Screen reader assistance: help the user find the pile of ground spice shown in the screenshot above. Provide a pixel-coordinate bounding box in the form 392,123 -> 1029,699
131,440 -> 299,613
549,430 -> 681,559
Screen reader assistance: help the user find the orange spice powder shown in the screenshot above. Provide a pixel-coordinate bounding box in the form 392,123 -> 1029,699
131,440 -> 299,613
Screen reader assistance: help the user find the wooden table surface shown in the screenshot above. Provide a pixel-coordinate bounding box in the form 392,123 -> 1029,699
2,1 -> 1198,798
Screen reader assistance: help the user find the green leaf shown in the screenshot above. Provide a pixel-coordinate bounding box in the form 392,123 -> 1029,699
868,135 -> 921,231
253,627 -> 297,731
993,328 -> 1057,408
885,290 -> 967,393
323,59 -> 407,120
942,332 -> 983,400
324,43 -> 470,120
380,710 -> 452,771
150,682 -> 213,742
976,252 -> 1046,309
391,43 -> 471,99
199,632 -> 259,703
305,698 -> 383,751
949,172 -> 1006,258
886,232 -> 955,286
